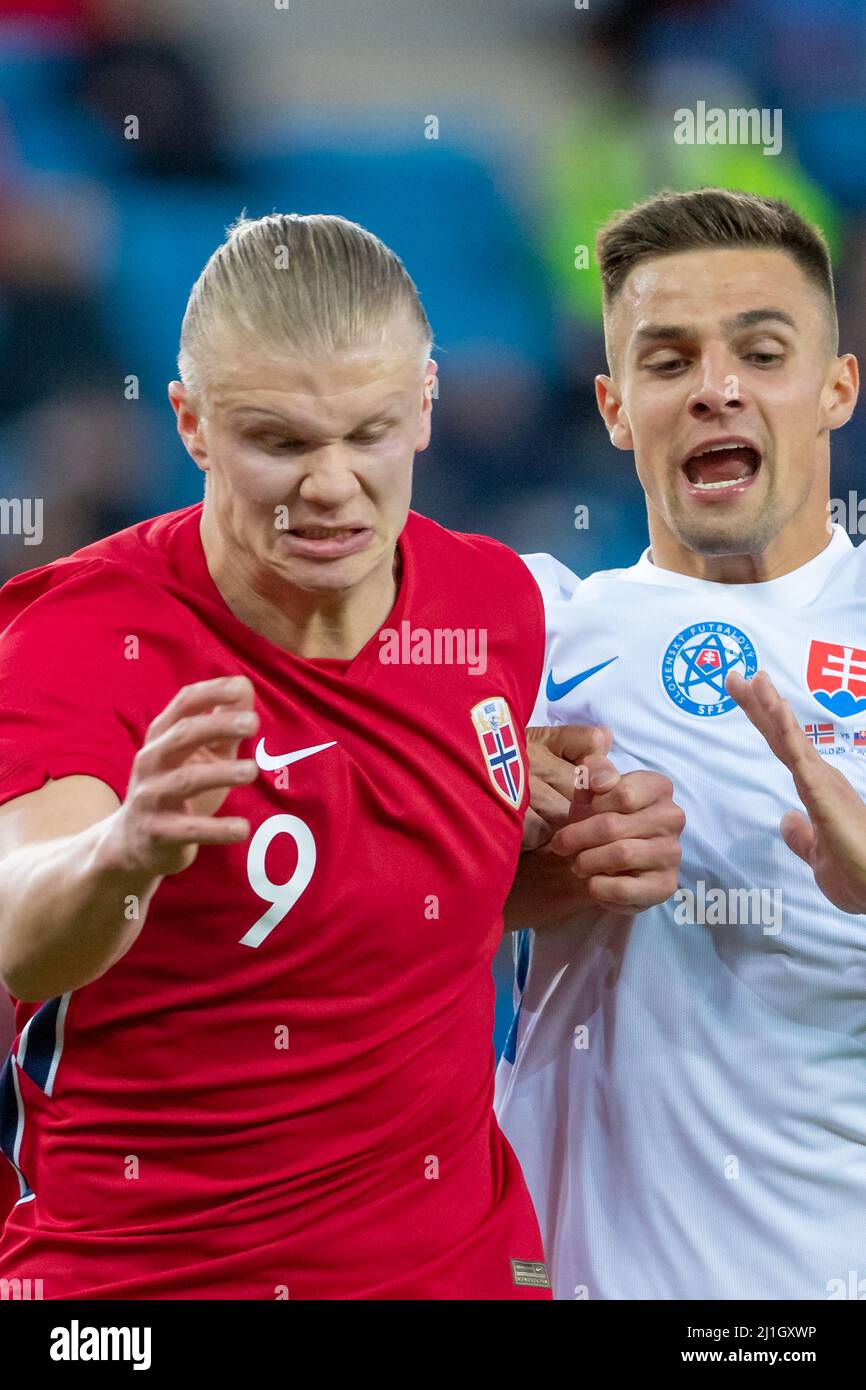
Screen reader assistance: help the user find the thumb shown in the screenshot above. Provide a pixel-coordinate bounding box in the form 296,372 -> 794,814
780,809 -> 816,865
569,752 -> 620,823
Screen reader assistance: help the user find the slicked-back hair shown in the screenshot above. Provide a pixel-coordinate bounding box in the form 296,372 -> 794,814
178,212 -> 433,400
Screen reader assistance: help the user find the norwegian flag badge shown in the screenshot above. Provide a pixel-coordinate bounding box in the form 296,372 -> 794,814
470,697 -> 524,807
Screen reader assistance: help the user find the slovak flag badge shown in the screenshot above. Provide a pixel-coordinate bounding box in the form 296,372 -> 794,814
806,639 -> 866,718
470,697 -> 525,807
696,647 -> 721,668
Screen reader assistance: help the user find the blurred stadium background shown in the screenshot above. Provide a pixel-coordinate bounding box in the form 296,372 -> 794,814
1,0 -> 865,1057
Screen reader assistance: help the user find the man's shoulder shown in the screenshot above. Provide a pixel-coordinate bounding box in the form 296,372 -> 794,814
404,510 -> 540,587
0,505 -> 202,632
519,551 -> 638,607
62,502 -> 201,569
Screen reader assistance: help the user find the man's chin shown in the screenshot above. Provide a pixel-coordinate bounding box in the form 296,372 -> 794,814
672,514 -> 777,558
279,555 -> 373,594
271,540 -> 391,596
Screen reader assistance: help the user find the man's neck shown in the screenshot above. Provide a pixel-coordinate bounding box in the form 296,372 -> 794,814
200,520 -> 400,660
646,519 -> 834,584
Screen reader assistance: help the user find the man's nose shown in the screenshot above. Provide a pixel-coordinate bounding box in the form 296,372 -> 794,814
298,448 -> 362,506
687,350 -> 744,419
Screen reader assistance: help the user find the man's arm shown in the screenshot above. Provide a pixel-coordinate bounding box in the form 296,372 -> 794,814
0,676 -> 259,1001
0,775 -> 151,1001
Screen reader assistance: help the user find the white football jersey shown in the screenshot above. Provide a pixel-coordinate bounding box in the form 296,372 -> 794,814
495,524 -> 866,1300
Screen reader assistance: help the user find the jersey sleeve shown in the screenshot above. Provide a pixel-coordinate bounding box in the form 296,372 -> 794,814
519,553 -> 581,726
0,558 -> 197,808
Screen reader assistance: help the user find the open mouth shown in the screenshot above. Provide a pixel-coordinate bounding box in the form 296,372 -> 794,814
682,439 -> 761,494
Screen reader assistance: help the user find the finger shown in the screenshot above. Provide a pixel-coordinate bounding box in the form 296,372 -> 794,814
136,759 -> 259,811
726,669 -> 786,753
571,835 -> 682,880
582,753 -> 620,796
145,814 -> 252,846
525,750 -> 578,811
568,752 -> 621,827
527,723 -> 612,766
586,868 -> 680,913
138,709 -> 260,775
727,670 -> 828,809
522,806 -> 555,852
146,676 -> 255,741
528,786 -> 570,828
526,736 -> 584,802
587,769 -> 676,818
780,809 -> 817,865
549,802 -> 685,857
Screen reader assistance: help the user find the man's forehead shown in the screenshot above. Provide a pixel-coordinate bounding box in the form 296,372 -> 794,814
617,247 -> 817,335
210,348 -> 423,418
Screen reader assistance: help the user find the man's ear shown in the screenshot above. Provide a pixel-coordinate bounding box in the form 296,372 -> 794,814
821,353 -> 859,434
595,374 -> 634,452
415,358 -> 438,453
168,381 -> 210,470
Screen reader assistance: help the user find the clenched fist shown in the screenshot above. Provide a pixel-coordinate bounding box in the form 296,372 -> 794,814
507,724 -> 685,929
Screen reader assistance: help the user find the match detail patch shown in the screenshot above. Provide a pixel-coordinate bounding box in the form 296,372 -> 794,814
511,1259 -> 551,1288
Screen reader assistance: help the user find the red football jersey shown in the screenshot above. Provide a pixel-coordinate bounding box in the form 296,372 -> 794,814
0,504 -> 549,1299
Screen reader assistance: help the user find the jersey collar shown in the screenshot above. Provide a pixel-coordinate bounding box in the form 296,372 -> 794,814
624,524 -> 853,609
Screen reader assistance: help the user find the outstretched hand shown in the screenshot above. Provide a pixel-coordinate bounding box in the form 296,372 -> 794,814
727,669 -> 866,913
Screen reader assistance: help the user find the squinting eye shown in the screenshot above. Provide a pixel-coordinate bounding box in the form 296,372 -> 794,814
647,358 -> 687,373
745,352 -> 783,365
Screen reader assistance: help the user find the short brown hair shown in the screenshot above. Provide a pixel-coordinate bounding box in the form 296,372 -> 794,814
596,187 -> 837,346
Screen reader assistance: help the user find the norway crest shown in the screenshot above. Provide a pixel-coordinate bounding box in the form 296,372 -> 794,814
806,639 -> 866,718
470,697 -> 524,807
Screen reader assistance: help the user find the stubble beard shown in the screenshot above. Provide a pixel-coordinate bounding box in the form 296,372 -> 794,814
665,467 -> 781,558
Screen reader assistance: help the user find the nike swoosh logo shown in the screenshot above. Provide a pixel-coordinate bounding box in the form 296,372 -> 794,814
546,657 -> 618,702
254,738 -> 336,771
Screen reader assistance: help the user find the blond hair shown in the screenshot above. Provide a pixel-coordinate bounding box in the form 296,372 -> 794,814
178,212 -> 433,398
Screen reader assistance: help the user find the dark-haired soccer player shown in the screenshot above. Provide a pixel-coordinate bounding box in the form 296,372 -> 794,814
497,188 -> 866,1299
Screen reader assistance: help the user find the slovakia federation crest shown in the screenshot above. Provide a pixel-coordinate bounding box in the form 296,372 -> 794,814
806,639 -> 866,719
470,697 -> 524,807
661,621 -> 758,717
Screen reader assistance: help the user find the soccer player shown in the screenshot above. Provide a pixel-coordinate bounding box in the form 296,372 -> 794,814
496,188 -> 866,1299
0,212 -> 679,1299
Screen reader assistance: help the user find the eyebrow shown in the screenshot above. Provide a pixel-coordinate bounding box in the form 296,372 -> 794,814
227,397 -> 404,421
227,409 -> 297,425
227,407 -> 396,431
634,308 -> 798,346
